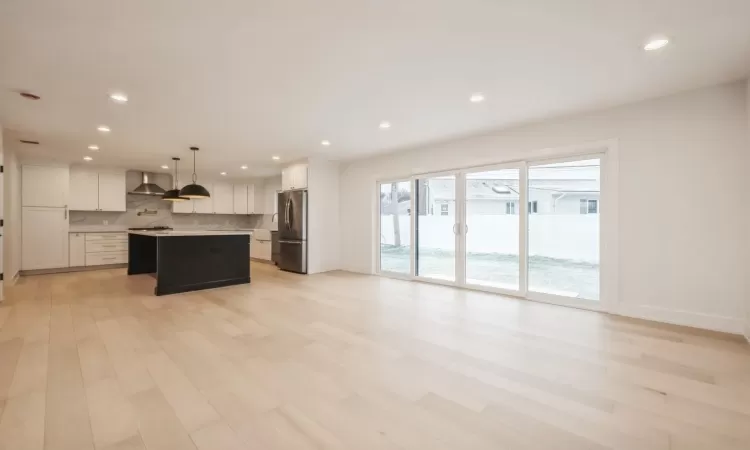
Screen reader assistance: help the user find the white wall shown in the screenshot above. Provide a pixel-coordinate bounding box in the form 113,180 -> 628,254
340,82 -> 749,333
746,78 -> 750,341
0,130 -> 22,295
307,158 -> 340,274
3,146 -> 22,287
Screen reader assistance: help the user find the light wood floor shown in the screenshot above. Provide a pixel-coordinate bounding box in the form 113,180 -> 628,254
0,263 -> 749,450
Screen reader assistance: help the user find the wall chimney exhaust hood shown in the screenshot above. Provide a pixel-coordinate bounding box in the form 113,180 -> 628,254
129,172 -> 166,196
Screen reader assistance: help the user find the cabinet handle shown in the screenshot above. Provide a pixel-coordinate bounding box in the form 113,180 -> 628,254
64,205 -> 68,219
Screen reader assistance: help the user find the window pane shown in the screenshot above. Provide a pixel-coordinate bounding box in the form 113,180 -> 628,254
379,181 -> 411,274
528,159 -> 600,300
465,168 -> 520,290
415,175 -> 455,281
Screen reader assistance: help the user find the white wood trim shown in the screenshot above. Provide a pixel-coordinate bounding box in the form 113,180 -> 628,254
518,162 -> 529,298
615,303 -> 745,335
526,291 -> 603,312
374,178 -> 414,278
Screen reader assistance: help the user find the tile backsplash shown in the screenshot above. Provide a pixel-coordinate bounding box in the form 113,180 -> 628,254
70,193 -> 264,230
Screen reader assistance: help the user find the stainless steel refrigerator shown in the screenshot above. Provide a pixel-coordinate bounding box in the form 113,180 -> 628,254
277,190 -> 307,273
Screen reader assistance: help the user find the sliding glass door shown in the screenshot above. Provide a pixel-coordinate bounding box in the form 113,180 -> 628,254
376,152 -> 604,309
463,166 -> 523,292
527,158 -> 600,301
378,180 -> 412,276
414,174 -> 459,282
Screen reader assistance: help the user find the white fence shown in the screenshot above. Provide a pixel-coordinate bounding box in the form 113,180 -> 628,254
380,214 -> 599,263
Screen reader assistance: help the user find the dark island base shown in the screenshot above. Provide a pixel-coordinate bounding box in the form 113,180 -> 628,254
129,233 -> 250,296
155,276 -> 250,296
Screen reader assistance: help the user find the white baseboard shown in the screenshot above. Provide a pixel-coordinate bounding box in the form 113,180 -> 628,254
5,271 -> 20,287
616,304 -> 745,335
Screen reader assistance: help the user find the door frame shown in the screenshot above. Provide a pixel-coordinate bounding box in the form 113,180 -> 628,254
374,139 -> 619,314
524,152 -> 606,312
459,161 -> 527,298
412,169 -> 462,286
375,176 -> 415,280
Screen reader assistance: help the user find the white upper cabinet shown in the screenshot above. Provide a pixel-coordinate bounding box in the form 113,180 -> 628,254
171,181 -> 194,213
69,167 -> 126,212
281,163 -> 308,190
246,184 -> 256,214
193,183 -> 213,214
233,184 -> 248,214
254,183 -> 265,214
22,165 -> 69,208
97,171 -> 127,211
212,182 -> 234,214
69,167 -> 99,210
266,181 -> 280,215
294,164 -> 308,189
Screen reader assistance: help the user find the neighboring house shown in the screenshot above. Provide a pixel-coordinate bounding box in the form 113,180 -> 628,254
422,163 -> 600,216
380,162 -> 600,216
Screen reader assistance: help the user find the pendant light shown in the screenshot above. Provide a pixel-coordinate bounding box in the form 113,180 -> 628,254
162,157 -> 188,201
178,146 -> 211,199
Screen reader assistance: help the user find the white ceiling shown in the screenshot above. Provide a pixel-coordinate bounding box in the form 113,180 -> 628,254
1,0 -> 749,178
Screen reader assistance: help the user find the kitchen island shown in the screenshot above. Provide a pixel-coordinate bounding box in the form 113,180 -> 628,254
128,230 -> 252,295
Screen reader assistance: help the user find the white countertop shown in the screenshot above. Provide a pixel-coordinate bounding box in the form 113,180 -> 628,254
128,230 -> 254,237
69,226 -> 130,233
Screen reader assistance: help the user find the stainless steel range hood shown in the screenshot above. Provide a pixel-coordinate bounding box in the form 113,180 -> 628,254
129,172 -> 166,196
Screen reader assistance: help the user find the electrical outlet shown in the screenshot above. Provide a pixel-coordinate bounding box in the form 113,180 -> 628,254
103,220 -> 109,225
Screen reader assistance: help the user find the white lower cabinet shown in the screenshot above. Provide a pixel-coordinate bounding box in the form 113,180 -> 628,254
69,233 -> 86,267
22,207 -> 69,270
251,230 -> 272,260
84,232 -> 128,266
86,251 -> 128,266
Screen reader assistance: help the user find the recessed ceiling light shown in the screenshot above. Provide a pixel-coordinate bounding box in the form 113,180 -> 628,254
379,121 -> 391,129
470,93 -> 485,103
272,156 -> 281,161
644,38 -> 669,51
88,145 -> 99,151
83,156 -> 93,161
109,92 -> 128,103
161,165 -> 169,169
220,172 -> 227,176
321,140 -> 331,146
240,165 -> 248,170
97,125 -> 111,132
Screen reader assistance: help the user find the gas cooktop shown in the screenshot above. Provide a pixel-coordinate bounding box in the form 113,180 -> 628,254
128,226 -> 173,231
